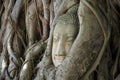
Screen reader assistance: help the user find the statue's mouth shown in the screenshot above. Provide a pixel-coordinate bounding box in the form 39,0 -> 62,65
54,55 -> 65,61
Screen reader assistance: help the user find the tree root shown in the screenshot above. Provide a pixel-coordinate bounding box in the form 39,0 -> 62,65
0,48 -> 9,80
41,0 -> 50,41
111,43 -> 120,78
7,30 -> 22,67
20,41 -> 46,80
39,15 -> 49,41
80,0 -> 111,79
26,0 -> 42,46
1,0 -> 24,79
1,0 -> 14,39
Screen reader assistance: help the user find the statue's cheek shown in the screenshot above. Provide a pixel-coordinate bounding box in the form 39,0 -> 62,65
65,41 -> 73,54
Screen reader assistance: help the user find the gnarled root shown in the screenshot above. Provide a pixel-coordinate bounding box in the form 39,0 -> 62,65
20,41 -> 46,80
0,48 -> 9,80
26,0 -> 43,46
7,30 -> 22,79
1,0 -> 24,79
80,0 -> 111,79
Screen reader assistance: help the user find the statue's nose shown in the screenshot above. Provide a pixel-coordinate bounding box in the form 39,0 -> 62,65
55,40 -> 65,56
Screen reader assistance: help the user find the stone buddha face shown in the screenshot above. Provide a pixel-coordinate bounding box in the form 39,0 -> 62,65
52,22 -> 78,67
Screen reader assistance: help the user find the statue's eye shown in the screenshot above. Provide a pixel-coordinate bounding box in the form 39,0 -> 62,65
66,37 -> 74,42
66,37 -> 73,46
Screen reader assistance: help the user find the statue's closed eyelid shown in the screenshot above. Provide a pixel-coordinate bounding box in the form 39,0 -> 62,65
66,37 -> 74,42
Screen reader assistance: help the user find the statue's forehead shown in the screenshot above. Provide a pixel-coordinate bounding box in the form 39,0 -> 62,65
53,23 -> 77,36
54,23 -> 75,30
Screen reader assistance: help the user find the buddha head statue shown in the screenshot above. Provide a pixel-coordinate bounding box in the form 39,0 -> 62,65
52,6 -> 79,67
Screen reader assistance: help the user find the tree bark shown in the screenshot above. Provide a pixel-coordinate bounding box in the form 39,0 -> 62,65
0,0 -> 120,80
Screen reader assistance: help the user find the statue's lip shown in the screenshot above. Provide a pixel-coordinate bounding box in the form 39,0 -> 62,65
54,55 -> 65,60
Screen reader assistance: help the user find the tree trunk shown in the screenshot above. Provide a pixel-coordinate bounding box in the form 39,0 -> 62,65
0,0 -> 120,80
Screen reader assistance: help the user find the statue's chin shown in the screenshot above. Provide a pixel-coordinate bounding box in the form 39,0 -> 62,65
53,55 -> 65,67
54,60 -> 63,67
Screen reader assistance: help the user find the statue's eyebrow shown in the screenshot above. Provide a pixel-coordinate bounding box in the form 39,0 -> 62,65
67,34 -> 74,37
